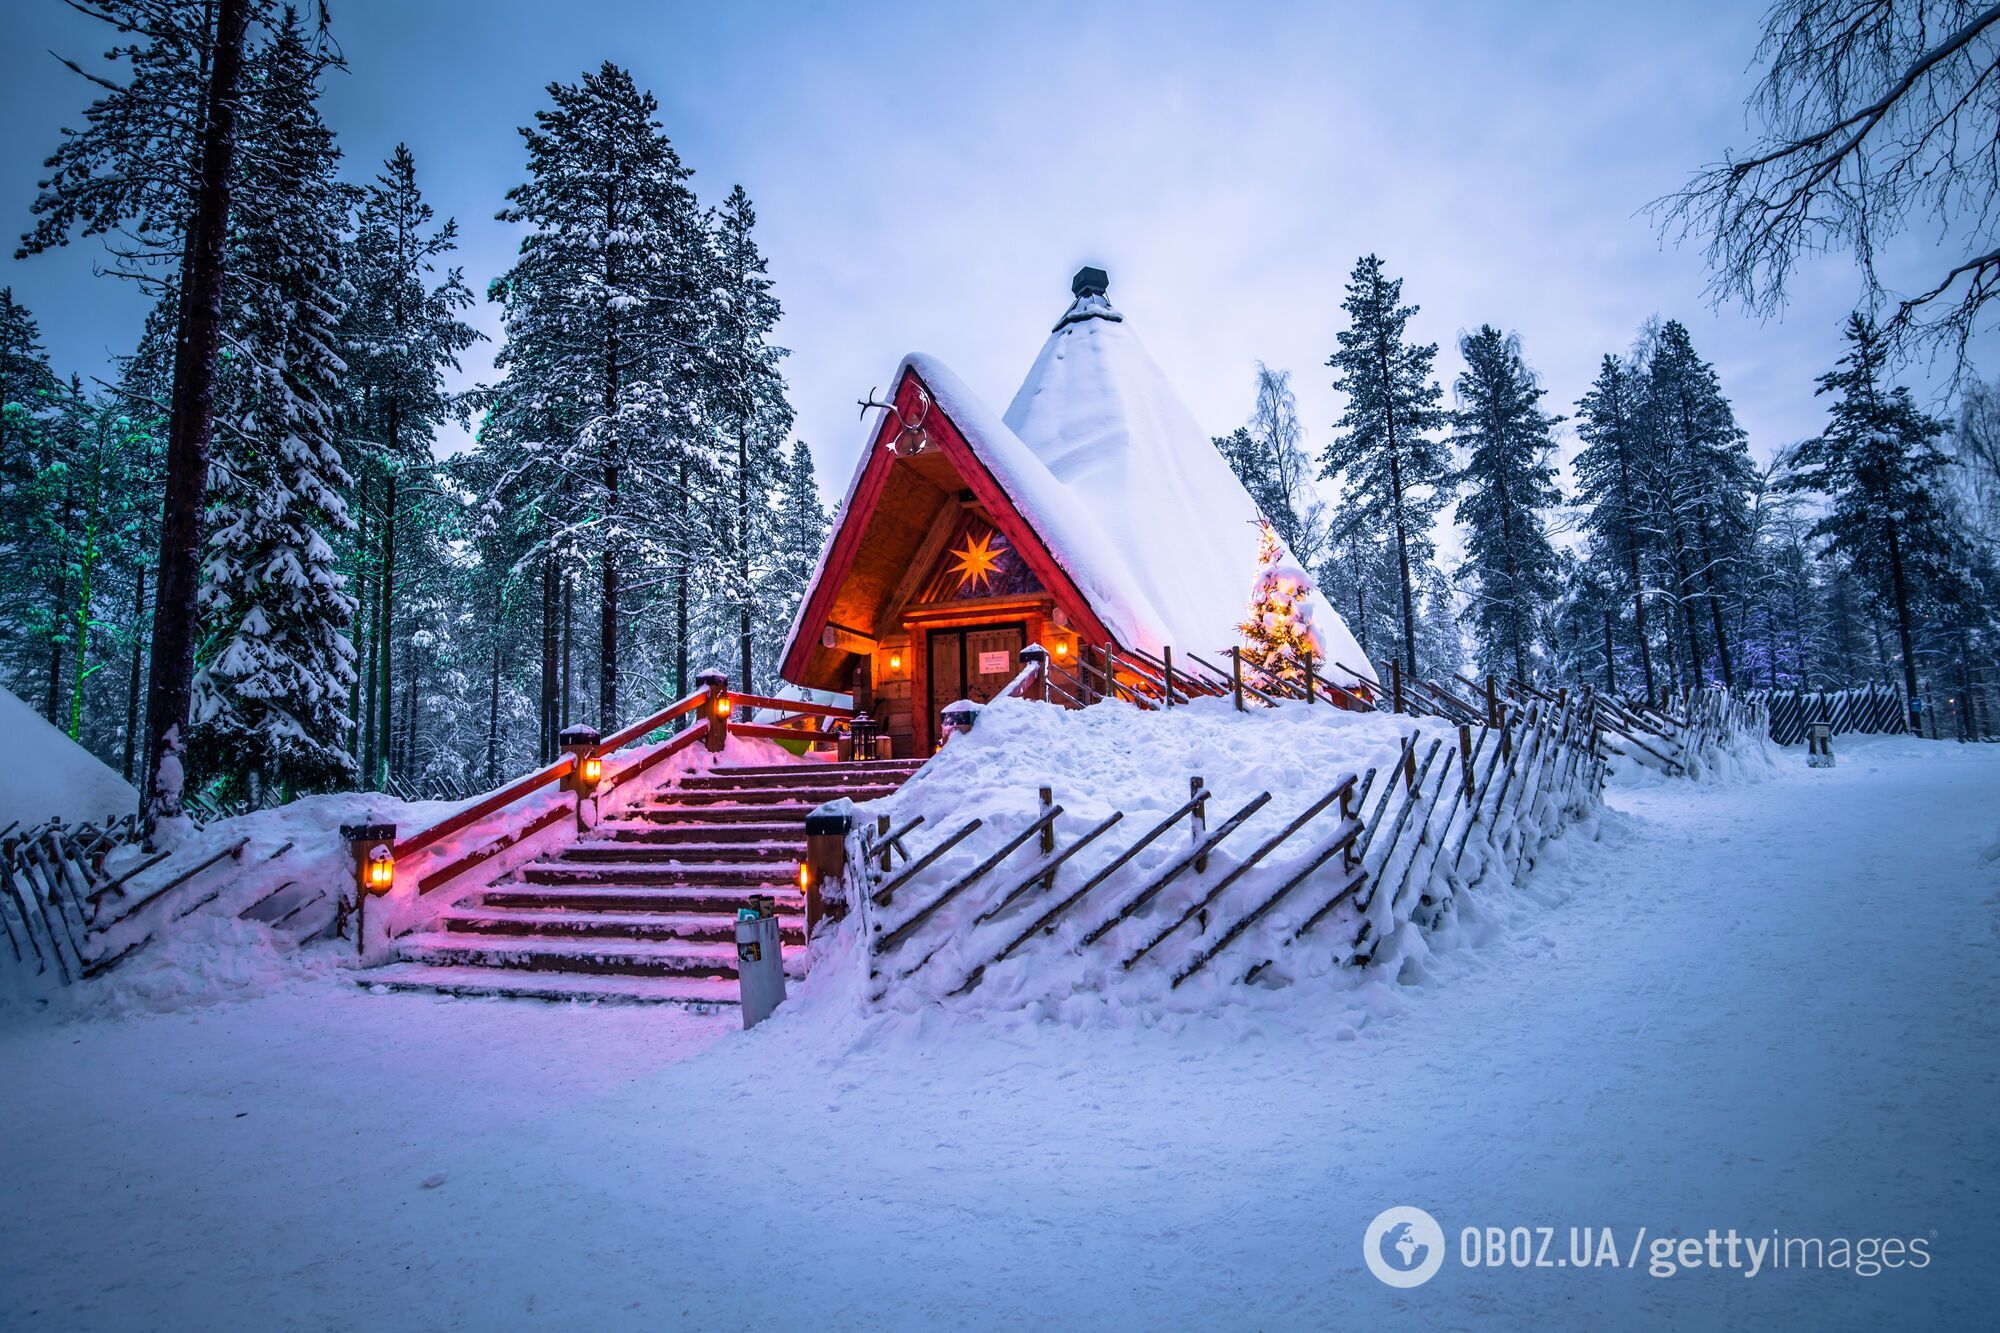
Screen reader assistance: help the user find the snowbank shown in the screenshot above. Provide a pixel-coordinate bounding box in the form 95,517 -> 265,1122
795,692 -> 1602,1026
3,731 -> 803,1020
0,685 -> 138,830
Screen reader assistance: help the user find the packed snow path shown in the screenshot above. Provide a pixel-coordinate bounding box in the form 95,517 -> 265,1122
2,737 -> 1994,1329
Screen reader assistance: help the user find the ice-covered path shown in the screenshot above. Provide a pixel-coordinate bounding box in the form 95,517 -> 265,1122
2,737 -> 1996,1330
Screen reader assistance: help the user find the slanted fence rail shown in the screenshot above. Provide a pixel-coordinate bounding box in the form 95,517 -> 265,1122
819,683 -> 1629,1010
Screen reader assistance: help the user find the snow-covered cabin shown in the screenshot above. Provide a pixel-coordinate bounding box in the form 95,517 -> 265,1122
779,268 -> 1375,756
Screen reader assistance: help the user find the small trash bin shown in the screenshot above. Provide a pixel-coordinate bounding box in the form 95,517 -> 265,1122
735,893 -> 787,1028
1807,721 -> 1835,768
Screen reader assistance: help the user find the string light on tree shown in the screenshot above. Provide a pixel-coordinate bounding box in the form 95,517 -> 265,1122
1237,520 -> 1325,687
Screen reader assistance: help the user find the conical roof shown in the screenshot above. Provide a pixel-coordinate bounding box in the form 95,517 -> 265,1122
1000,273 -> 1373,681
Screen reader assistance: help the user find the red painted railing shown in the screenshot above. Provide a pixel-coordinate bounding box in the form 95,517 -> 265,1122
364,681 -> 858,915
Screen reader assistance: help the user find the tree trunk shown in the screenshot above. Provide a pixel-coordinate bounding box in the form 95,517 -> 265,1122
123,568 -> 147,782
376,462 -> 397,787
560,573 -> 572,729
540,552 -> 558,761
738,411 -> 754,699
485,585 -> 503,785
142,0 -> 250,830
399,634 -> 417,784
1885,520 -> 1922,731
1603,609 -> 1616,694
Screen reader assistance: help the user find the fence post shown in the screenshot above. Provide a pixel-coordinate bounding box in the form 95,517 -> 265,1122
1391,659 -> 1404,714
802,809 -> 852,941
696,668 -> 730,753
1303,648 -> 1315,705
1163,646 -> 1174,710
1458,724 -> 1474,796
1486,675 -> 1499,727
340,822 -> 398,960
1021,644 -> 1049,704
1231,649 -> 1244,712
1191,775 -> 1209,873
558,725 -> 602,834
877,813 -> 892,874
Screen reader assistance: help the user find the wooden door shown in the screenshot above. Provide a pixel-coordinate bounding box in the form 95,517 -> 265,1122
925,622 -> 1026,748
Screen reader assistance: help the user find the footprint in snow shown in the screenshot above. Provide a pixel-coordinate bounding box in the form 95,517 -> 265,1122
421,1172 -> 447,1189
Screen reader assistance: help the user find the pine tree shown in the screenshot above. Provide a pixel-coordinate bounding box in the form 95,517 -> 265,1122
1573,353 -> 1657,697
1449,326 -> 1562,684
1783,314 -> 1967,729
189,13 -> 355,802
1320,254 -> 1450,681
0,290 -> 66,714
707,185 -> 792,699
1237,520 -> 1324,686
1640,320 -> 1754,690
340,144 -> 481,787
488,62 -> 706,735
771,440 -> 829,602
21,0 -> 270,828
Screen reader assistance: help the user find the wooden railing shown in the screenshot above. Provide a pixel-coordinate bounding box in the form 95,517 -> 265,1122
348,675 -> 857,943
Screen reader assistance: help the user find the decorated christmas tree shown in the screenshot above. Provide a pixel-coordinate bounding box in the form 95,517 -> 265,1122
1237,520 -> 1326,687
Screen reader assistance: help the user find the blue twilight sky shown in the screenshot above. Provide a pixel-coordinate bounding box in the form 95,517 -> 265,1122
1,0 -> 1985,514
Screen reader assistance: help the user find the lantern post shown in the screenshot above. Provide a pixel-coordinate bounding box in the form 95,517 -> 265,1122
559,724 -> 602,833
340,821 -> 397,958
696,668 -> 731,753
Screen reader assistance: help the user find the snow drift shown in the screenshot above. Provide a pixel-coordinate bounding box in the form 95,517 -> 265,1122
798,692 -> 1605,1024
0,685 -> 138,831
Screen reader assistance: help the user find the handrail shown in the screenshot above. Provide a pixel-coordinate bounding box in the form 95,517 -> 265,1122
726,692 -> 854,720
596,689 -> 708,753
394,753 -> 576,861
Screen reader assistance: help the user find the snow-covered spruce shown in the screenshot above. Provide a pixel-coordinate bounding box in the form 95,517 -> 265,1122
798,693 -> 1607,1021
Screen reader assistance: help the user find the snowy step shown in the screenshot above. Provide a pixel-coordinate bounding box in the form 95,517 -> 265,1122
679,768 -> 921,791
703,759 -> 922,780
668,785 -> 901,806
593,821 -> 805,846
439,906 -> 806,945
559,841 -> 800,866
519,860 -> 797,888
397,931 -> 808,979
625,803 -> 822,824
356,962 -> 743,1007
480,884 -> 806,915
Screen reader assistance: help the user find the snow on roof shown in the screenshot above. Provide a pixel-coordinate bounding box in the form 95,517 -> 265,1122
1001,281 -> 1376,684
0,684 -> 138,829
782,273 -> 1377,689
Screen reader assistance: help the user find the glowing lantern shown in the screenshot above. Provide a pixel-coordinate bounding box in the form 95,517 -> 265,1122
716,695 -> 733,718
581,755 -> 603,785
889,652 -> 902,671
797,862 -> 811,891
1055,641 -> 1069,658
364,845 -> 395,893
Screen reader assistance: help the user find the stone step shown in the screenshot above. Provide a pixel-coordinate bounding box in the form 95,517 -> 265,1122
679,766 -> 923,791
438,906 -> 806,945
704,759 -> 923,780
593,821 -> 805,845
397,931 -> 808,980
356,963 -> 744,1007
622,803 -> 821,824
519,861 -> 798,888
557,841 -> 798,866
480,884 -> 807,914
666,785 -> 900,806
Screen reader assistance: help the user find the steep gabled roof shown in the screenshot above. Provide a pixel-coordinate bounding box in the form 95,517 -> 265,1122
779,274 -> 1378,690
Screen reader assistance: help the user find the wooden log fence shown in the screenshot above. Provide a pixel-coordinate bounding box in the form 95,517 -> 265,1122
834,678 -> 1618,1010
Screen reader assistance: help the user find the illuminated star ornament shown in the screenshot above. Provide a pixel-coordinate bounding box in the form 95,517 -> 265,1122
948,529 -> 1006,592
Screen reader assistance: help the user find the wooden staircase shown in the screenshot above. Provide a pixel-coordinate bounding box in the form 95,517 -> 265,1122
362,758 -> 923,1005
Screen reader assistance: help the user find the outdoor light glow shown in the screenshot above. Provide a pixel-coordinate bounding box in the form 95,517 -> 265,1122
581,756 -> 602,784
716,696 -> 732,716
1055,641 -> 1069,657
364,847 -> 394,892
890,652 -> 902,671
798,863 -> 811,890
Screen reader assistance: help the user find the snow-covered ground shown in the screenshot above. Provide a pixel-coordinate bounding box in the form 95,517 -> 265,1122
2,735 -> 1995,1329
